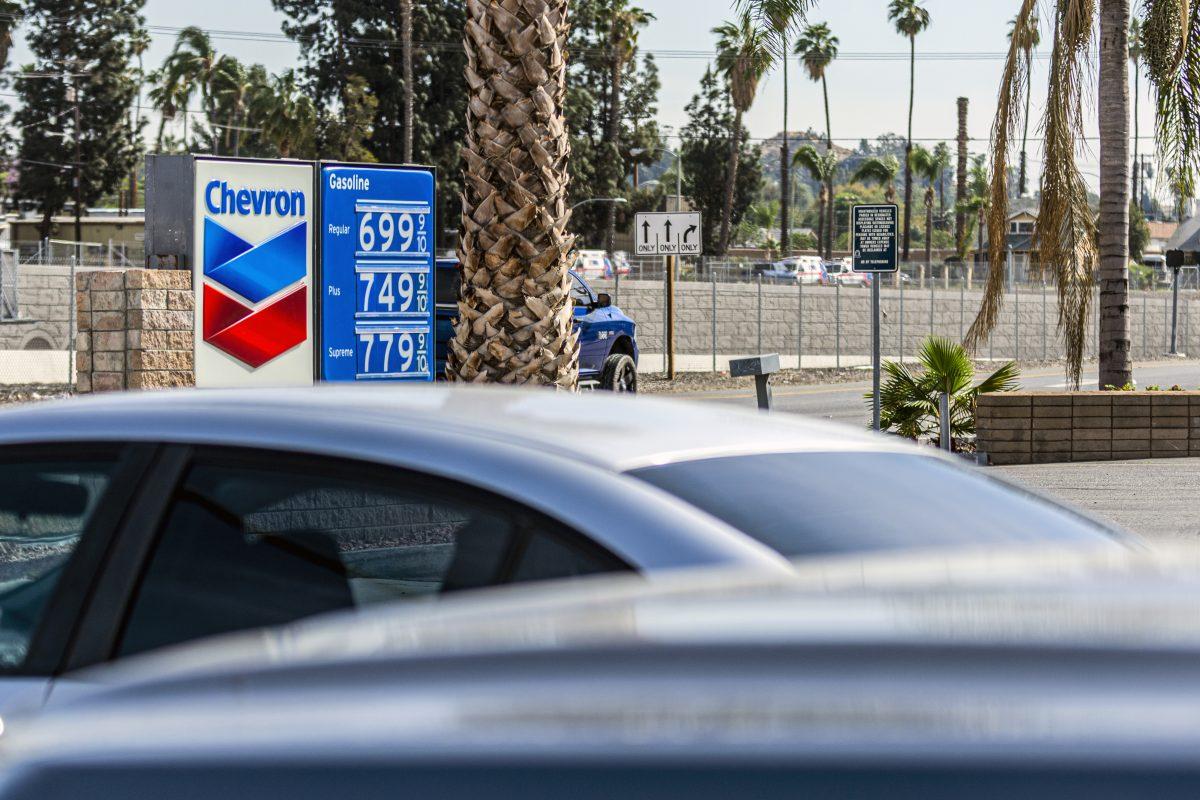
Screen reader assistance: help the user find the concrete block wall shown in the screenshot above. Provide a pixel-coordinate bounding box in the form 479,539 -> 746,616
76,269 -> 194,393
0,264 -> 75,351
978,392 -> 1200,465
593,279 -> 1196,362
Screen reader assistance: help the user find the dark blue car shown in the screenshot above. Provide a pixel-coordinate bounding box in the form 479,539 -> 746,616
435,259 -> 639,392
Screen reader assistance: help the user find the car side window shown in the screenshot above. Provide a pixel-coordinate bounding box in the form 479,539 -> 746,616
0,448 -> 121,669
570,275 -> 594,307
116,451 -> 626,658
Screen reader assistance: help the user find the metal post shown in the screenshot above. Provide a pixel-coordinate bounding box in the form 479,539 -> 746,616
711,267 -> 717,373
1042,281 -> 1048,360
756,273 -> 763,355
898,273 -> 905,362
1170,267 -> 1181,355
835,280 -> 842,370
1142,292 -> 1148,359
661,257 -> 667,374
797,279 -> 803,370
1015,281 -> 1020,362
959,280 -> 965,340
68,255 -> 77,385
929,278 -> 935,339
939,392 -> 951,451
667,254 -> 676,378
872,279 -> 881,432
613,253 -> 621,306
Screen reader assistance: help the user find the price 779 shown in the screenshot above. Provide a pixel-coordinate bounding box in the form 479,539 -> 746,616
357,330 -> 429,377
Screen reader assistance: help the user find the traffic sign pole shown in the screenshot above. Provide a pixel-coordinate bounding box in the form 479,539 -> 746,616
872,278 -> 881,432
667,254 -> 676,379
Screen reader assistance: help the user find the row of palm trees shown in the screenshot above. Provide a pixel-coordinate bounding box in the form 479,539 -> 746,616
147,27 -> 316,159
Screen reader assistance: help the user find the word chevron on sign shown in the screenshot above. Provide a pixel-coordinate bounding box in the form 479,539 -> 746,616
634,212 -> 703,256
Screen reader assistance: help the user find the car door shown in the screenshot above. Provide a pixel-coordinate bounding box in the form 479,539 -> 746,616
571,273 -> 608,375
0,443 -> 155,716
59,447 -> 630,667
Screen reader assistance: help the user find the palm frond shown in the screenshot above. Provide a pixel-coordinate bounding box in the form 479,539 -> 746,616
1145,0 -> 1200,213
964,0 -> 1037,355
918,336 -> 974,395
971,359 -> 1021,395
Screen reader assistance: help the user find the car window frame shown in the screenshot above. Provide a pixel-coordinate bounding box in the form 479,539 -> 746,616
0,442 -> 159,677
81,446 -> 631,667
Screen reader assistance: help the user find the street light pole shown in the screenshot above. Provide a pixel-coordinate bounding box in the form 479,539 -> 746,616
71,71 -> 82,264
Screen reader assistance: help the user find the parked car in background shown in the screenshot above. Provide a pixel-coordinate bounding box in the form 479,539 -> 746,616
0,388 -> 1127,719
435,260 -> 638,390
611,251 -> 632,277
757,261 -> 798,284
572,249 -> 614,279
824,259 -> 871,287
785,255 -> 828,285
6,546 -> 1194,800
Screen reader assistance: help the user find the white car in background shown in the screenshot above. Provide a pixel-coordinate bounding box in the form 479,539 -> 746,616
573,250 -> 614,279
824,259 -> 871,287
779,256 -> 826,285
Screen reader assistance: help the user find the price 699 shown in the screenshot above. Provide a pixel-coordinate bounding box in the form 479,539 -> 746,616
358,211 -> 427,254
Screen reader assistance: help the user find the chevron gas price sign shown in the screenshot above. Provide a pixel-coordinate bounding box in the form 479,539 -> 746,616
320,165 -> 435,382
193,158 -> 315,386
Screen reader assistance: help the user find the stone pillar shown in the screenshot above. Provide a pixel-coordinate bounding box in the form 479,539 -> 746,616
76,269 -> 194,393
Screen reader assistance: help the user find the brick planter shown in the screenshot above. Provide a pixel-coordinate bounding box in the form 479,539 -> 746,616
977,392 -> 1200,465
76,269 -> 194,392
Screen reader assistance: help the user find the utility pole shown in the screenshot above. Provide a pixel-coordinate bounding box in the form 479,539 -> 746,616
400,0 -> 413,163
955,97 -> 968,255
69,68 -> 82,264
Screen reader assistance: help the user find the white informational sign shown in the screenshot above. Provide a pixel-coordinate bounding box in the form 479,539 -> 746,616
193,158 -> 315,387
634,212 -> 702,256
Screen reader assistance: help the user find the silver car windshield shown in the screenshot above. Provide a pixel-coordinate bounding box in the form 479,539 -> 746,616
628,452 -> 1117,558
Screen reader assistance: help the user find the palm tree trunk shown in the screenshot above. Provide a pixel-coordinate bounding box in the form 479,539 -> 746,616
719,110 -> 743,256
450,0 -> 577,387
1019,50 -> 1032,196
604,48 -> 624,261
155,114 -> 167,153
902,35 -> 916,262
955,97 -> 968,253
925,193 -> 933,281
780,41 -> 790,257
1098,0 -> 1132,389
815,184 -> 826,257
400,0 -> 414,163
1131,64 -> 1139,207
822,74 -> 834,260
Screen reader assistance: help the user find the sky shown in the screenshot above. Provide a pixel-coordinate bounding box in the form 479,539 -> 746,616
9,0 -> 1160,196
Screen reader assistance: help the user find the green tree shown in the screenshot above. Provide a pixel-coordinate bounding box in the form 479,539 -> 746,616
251,70 -> 317,159
15,0 -> 145,237
714,13 -> 772,255
888,0 -> 930,262
681,67 -> 763,255
795,21 -> 839,259
1128,200 -> 1149,263
163,26 -> 230,153
851,155 -> 900,203
909,144 -> 941,270
792,145 -> 837,258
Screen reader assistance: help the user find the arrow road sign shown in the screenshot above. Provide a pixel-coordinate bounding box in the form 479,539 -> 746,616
634,212 -> 703,256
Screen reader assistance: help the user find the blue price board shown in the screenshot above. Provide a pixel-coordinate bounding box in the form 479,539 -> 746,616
319,165 -> 436,381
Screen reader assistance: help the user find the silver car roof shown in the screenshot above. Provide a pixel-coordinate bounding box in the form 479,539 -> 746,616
0,384 -> 916,473
17,545 -> 1200,764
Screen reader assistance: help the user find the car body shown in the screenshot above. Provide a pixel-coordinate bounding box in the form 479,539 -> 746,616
779,255 -> 827,285
755,261 -> 797,284
824,259 -> 872,287
0,387 -> 1127,720
3,545 -> 1196,800
610,251 -> 633,276
571,249 -> 614,279
435,259 -> 638,389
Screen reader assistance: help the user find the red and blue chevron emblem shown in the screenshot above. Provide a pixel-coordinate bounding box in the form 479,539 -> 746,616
202,219 -> 308,368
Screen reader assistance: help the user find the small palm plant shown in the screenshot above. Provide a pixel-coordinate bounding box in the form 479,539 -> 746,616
867,336 -> 1019,450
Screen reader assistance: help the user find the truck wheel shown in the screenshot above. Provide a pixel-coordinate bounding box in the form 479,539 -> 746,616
600,354 -> 638,393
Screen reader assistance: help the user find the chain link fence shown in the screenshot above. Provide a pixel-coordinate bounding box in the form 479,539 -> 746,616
593,257 -> 1199,375
0,242 -> 142,388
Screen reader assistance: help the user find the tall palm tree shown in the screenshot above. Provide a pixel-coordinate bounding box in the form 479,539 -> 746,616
793,145 -> 838,257
602,2 -> 653,262
969,0 -> 1155,390
888,0 -> 930,263
166,27 -> 229,154
214,60 -> 259,157
909,144 -> 941,278
931,141 -> 952,220
148,68 -> 184,152
1007,12 -> 1039,197
795,21 -> 839,259
714,13 -> 773,255
852,155 -> 900,203
400,0 -> 414,163
737,0 -> 813,256
449,0 -> 576,386
1128,16 -> 1142,207
956,154 -> 990,262
251,70 -> 316,159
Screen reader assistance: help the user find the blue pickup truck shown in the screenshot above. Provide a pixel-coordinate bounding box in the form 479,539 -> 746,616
435,259 -> 639,392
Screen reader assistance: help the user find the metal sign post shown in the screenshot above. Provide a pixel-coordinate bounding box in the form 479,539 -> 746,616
852,204 -> 899,432
636,211 -> 702,380
1166,249 -> 1194,357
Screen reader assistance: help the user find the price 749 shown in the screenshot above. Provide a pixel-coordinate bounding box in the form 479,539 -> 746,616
358,270 -> 428,314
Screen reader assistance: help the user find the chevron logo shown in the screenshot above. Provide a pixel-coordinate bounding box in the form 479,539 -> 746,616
202,218 -> 309,367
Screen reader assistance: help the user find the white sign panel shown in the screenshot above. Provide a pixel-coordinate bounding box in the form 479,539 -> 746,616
193,158 -> 315,387
635,212 -> 702,256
